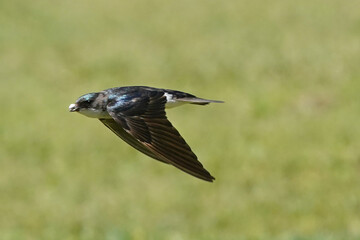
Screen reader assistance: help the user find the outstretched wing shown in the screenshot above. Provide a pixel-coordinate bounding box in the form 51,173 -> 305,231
106,91 -> 215,182
99,118 -> 169,164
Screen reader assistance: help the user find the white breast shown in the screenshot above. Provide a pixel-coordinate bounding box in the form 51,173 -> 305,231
79,108 -> 112,119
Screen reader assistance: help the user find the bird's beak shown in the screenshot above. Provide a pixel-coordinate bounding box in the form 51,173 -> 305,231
69,103 -> 79,112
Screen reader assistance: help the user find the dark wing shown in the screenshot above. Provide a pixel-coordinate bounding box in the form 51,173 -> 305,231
99,118 -> 169,164
106,91 -> 215,182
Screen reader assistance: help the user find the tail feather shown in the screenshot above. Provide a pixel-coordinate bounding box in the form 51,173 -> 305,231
177,97 -> 224,105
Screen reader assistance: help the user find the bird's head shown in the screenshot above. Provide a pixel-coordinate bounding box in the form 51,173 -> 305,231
69,92 -> 109,118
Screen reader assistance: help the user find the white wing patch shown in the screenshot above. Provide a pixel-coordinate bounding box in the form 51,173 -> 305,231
164,92 -> 186,109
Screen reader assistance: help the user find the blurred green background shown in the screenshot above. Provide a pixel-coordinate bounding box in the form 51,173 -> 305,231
1,0 -> 360,239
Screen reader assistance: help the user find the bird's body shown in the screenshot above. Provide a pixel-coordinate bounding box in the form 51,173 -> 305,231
69,86 -> 223,182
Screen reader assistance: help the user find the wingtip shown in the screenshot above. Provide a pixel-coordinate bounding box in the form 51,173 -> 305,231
208,175 -> 216,182
196,171 -> 216,182
206,177 -> 216,183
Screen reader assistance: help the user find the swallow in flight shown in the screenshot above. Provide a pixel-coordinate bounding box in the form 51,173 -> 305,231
69,86 -> 223,182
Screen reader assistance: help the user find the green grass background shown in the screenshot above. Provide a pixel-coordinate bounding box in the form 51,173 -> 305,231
1,0 -> 360,239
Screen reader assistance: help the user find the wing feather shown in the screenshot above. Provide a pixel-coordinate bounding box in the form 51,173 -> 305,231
99,118 -> 169,164
106,91 -> 215,182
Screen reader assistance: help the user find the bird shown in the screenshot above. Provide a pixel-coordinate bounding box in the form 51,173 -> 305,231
69,86 -> 223,182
